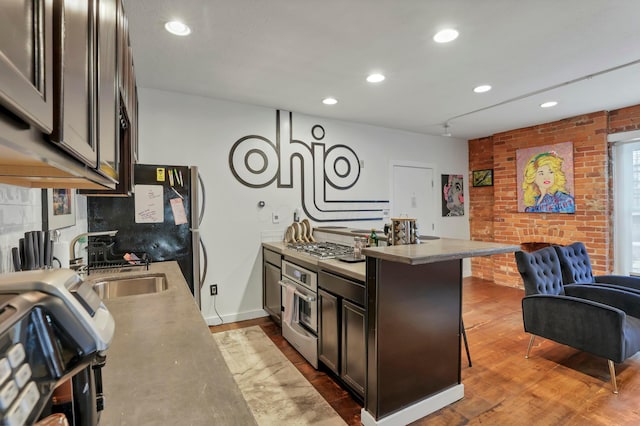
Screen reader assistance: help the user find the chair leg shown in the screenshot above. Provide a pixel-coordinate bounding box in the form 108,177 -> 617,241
461,319 -> 472,367
525,334 -> 536,359
608,360 -> 619,394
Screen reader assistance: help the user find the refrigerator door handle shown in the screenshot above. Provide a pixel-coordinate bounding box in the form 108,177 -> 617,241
199,237 -> 208,291
197,172 -> 206,227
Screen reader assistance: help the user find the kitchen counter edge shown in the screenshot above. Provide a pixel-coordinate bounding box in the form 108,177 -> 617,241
86,261 -> 257,426
362,238 -> 520,265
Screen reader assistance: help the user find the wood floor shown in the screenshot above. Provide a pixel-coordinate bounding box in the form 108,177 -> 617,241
210,277 -> 640,426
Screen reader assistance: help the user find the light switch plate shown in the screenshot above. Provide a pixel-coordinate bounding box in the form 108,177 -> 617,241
272,212 -> 280,224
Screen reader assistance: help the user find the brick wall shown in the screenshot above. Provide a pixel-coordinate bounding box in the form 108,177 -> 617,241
468,137 -> 495,280
469,104 -> 640,288
608,104 -> 640,134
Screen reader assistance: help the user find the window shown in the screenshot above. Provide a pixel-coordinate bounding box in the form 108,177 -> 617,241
613,136 -> 640,275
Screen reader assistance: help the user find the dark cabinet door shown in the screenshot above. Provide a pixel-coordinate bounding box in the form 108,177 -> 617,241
263,262 -> 282,323
318,289 -> 339,375
51,0 -> 98,167
0,0 -> 54,132
341,300 -> 365,397
95,0 -> 118,181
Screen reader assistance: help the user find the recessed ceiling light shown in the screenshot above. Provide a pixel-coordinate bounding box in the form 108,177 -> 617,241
473,85 -> 492,93
322,97 -> 338,105
433,28 -> 459,43
540,101 -> 558,108
366,73 -> 385,83
165,20 -> 191,36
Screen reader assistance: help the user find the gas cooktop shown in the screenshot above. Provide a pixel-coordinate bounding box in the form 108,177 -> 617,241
287,242 -> 353,259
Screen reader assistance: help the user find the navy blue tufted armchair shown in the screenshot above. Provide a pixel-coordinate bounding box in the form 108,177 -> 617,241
515,246 -> 640,393
554,242 -> 640,291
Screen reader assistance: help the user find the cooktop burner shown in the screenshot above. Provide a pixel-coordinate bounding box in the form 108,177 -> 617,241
287,242 -> 353,259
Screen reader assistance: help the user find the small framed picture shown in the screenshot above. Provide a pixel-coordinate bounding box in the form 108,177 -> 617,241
472,169 -> 493,187
42,188 -> 77,230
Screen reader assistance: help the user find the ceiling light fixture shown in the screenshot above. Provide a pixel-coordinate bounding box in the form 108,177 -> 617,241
366,73 -> 385,83
540,101 -> 558,108
442,123 -> 452,137
473,85 -> 492,93
165,20 -> 191,36
322,97 -> 338,105
433,28 -> 459,43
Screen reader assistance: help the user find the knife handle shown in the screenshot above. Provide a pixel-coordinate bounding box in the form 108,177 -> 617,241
19,238 -> 26,271
44,231 -> 53,268
11,247 -> 21,272
24,232 -> 35,271
36,231 -> 44,269
26,232 -> 38,269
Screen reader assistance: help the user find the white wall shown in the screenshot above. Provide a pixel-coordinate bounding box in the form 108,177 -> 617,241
0,184 -> 88,273
138,88 -> 470,325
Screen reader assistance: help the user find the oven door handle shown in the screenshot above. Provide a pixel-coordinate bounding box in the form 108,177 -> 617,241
278,281 -> 316,302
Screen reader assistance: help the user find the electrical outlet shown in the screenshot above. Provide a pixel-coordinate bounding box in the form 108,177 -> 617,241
210,284 -> 218,296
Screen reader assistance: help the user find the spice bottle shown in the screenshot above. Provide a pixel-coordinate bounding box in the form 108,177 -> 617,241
369,229 -> 378,247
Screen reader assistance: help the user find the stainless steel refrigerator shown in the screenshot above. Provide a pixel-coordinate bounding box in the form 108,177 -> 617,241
87,164 -> 207,308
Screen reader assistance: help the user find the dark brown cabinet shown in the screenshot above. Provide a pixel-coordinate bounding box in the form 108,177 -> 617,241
0,0 -> 54,133
341,300 -> 365,396
263,249 -> 282,323
51,0 -> 98,167
81,0 -> 134,196
95,0 -> 119,181
0,0 -> 136,190
318,270 -> 366,398
318,289 -> 339,372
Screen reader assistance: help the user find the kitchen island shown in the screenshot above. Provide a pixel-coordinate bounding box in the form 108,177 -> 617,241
86,262 -> 256,425
361,239 -> 520,426
263,236 -> 519,425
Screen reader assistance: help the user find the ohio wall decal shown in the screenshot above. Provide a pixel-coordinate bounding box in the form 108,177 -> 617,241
229,110 -> 389,222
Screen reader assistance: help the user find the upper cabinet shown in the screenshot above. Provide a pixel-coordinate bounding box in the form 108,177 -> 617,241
82,0 -> 136,196
0,0 -> 54,133
0,0 -> 137,190
51,0 -> 97,167
95,0 -> 119,181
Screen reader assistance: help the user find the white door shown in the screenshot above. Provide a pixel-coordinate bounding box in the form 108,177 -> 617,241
391,163 -> 435,235
614,139 -> 640,275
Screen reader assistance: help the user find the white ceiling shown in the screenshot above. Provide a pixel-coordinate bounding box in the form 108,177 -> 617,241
124,0 -> 640,140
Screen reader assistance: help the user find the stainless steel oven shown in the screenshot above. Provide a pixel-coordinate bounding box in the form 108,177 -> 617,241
279,260 -> 318,368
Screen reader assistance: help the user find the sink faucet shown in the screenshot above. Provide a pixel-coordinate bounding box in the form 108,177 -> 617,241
69,230 -> 118,270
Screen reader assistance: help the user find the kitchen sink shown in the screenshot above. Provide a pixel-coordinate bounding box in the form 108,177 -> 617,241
92,274 -> 168,299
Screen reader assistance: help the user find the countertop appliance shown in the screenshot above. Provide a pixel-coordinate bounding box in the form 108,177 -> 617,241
88,164 -> 208,308
279,260 -> 319,368
0,269 -> 115,425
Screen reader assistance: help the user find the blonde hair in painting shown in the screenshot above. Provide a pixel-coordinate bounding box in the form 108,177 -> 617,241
522,151 -> 568,207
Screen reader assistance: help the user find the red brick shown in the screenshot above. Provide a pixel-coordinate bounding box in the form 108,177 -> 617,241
469,105 -> 640,287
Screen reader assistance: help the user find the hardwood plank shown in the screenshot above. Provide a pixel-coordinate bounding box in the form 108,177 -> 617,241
210,277 -> 640,425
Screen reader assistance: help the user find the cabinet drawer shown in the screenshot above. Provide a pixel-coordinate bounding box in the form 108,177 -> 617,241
263,249 -> 281,268
319,270 -> 364,306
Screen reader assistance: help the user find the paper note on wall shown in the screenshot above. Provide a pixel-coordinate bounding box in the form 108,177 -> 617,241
170,198 -> 188,225
134,184 -> 164,223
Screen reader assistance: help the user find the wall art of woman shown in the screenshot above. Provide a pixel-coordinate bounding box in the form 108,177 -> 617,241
442,174 -> 464,216
522,151 -> 575,213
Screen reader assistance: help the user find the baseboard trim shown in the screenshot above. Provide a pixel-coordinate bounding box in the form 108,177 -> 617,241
204,309 -> 268,326
360,384 -> 464,426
